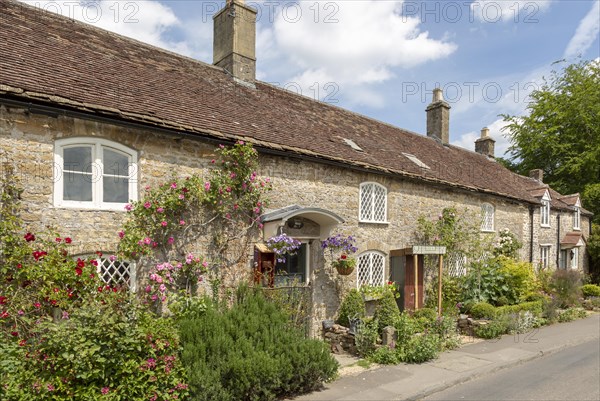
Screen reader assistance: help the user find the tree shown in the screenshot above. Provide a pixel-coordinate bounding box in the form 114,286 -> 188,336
502,59 -> 600,222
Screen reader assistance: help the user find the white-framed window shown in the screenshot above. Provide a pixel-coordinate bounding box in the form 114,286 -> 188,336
540,245 -> 551,269
356,251 -> 385,288
570,248 -> 579,270
540,192 -> 551,227
573,207 -> 580,230
97,257 -> 137,292
359,182 -> 387,223
480,203 -> 495,232
54,138 -> 138,210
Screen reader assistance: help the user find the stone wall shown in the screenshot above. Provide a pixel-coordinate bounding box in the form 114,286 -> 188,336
259,153 -> 531,334
2,103 -> 592,338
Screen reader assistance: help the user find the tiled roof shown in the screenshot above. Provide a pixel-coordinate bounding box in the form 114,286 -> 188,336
0,0 -> 559,205
559,194 -> 580,206
561,232 -> 584,247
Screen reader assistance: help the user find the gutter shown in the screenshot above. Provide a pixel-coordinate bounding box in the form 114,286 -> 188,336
529,206 -> 535,263
556,213 -> 561,268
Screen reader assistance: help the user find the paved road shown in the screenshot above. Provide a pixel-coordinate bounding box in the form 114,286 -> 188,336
424,338 -> 600,401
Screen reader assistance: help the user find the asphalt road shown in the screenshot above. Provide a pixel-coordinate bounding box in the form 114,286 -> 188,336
424,338 -> 600,401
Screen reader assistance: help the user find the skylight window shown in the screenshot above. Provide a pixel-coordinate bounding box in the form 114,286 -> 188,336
342,138 -> 363,151
402,153 -> 430,169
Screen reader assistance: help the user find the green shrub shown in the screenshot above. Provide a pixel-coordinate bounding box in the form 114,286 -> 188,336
2,297 -> 188,400
557,308 -> 587,323
374,290 -> 400,333
473,319 -> 509,339
412,307 -> 437,321
495,301 -> 543,318
425,274 -> 464,315
403,334 -> 440,364
470,302 -> 496,319
550,270 -> 582,308
393,313 -> 418,347
337,289 -> 366,327
498,257 -> 537,303
581,284 -> 600,298
355,318 -> 379,358
368,346 -> 402,365
431,315 -> 462,350
179,289 -> 337,401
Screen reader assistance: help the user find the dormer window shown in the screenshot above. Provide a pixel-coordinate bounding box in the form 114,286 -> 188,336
540,191 -> 550,227
573,198 -> 581,230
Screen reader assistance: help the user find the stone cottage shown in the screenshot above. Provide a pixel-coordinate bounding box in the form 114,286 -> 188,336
0,0 -> 592,331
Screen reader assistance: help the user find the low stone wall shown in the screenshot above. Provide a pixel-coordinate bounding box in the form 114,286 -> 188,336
323,324 -> 357,355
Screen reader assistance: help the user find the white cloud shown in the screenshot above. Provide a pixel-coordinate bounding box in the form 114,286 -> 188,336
18,0 -> 191,56
563,0 -> 600,59
261,1 -> 456,106
470,0 -> 552,23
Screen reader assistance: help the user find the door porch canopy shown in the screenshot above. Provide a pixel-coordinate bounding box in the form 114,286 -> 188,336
260,205 -> 344,240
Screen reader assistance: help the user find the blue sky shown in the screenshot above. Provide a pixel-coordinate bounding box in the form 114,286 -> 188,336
21,0 -> 600,158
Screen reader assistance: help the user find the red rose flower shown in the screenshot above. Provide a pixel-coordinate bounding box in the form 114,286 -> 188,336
75,267 -> 83,276
24,232 -> 35,242
90,260 -> 98,267
64,237 -> 72,244
77,258 -> 85,268
0,296 -> 7,305
96,251 -> 103,257
340,254 -> 347,260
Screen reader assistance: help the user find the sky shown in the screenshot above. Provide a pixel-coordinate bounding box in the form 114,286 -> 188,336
19,0 -> 600,158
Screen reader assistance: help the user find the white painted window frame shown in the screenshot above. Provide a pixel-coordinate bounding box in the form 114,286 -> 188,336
570,248 -> 579,270
573,199 -> 581,230
480,203 -> 495,232
539,245 -> 551,269
356,251 -> 386,288
359,182 -> 388,223
540,191 -> 551,227
54,137 -> 138,211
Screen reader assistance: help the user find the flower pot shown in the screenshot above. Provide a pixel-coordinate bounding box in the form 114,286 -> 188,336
335,264 -> 355,275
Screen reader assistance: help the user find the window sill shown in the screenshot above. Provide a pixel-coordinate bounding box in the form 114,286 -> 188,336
358,220 -> 389,225
54,203 -> 129,212
481,229 -> 495,233
573,227 -> 581,231
540,224 -> 551,228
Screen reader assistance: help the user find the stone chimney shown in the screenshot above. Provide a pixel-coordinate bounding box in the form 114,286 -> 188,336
213,0 -> 257,85
475,127 -> 495,158
426,88 -> 450,144
529,169 -> 544,182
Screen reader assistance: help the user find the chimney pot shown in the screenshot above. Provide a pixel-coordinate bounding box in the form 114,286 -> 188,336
475,127 -> 495,158
529,169 -> 544,182
426,88 -> 450,144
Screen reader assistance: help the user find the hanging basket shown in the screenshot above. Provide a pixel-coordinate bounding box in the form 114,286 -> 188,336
336,264 -> 355,275
333,258 -> 356,275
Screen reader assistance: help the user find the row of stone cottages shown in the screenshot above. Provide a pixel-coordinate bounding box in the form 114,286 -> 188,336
0,0 -> 591,332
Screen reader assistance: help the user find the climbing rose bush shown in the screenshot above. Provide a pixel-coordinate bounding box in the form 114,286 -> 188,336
118,141 -> 272,260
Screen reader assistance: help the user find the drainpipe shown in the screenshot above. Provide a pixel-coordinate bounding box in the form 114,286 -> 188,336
556,213 -> 561,269
529,206 -> 534,263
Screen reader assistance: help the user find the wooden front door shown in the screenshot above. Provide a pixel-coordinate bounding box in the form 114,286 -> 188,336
403,255 -> 424,311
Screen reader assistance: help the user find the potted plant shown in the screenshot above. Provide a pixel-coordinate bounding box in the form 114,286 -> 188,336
265,233 -> 301,263
322,233 -> 359,275
332,254 -> 357,275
